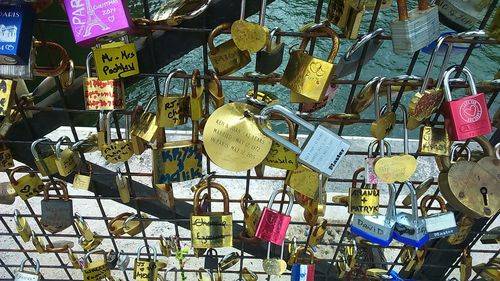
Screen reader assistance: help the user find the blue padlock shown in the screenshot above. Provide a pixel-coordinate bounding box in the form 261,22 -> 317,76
0,3 -> 35,65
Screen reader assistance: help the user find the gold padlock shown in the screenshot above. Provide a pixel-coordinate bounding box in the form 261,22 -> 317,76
72,162 -> 92,191
108,212 -> 132,236
75,213 -> 96,242
31,137 -> 59,176
101,111 -> 133,163
83,249 -> 111,281
208,23 -> 251,76
448,215 -> 474,245
115,168 -> 130,204
281,23 -> 339,102
8,166 -> 43,200
54,136 -> 80,177
191,69 -> 204,122
348,167 -> 379,215
240,194 -> 261,237
460,248 -> 472,281
157,69 -> 189,128
206,70 -> 225,108
130,96 -> 158,143
67,248 -> 81,269
31,231 -> 45,253
0,78 -> 16,117
123,213 -> 152,236
0,182 -> 16,204
261,113 -> 298,171
308,218 -> 327,247
134,246 -> 159,281
14,209 -> 32,242
286,164 -> 326,200
418,123 -> 450,156
155,183 -> 175,208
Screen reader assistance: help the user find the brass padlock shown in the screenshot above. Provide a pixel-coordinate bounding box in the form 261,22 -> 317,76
0,142 -> 13,171
155,183 -> 175,208
190,69 -> 204,122
134,246 -> 159,281
240,194 -> 261,237
130,96 -> 158,143
83,250 -> 111,281
75,213 -> 98,244
31,137 -> 59,176
206,70 -> 225,108
208,23 -> 251,76
54,136 -> 80,177
14,209 -> 32,242
157,69 -> 189,128
418,123 -> 450,156
286,164 -> 326,200
349,167 -> 379,215
8,166 -> 43,200
0,182 -> 16,204
308,218 -> 328,247
115,168 -> 130,204
40,181 -> 73,233
460,248 -> 472,281
123,213 -> 152,236
261,113 -> 298,171
31,231 -> 45,253
101,111 -> 133,163
0,110 -> 21,138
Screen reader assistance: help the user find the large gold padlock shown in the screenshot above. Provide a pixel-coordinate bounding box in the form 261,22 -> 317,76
100,111 -> 133,163
8,166 -> 43,200
240,194 -> 261,237
191,180 -> 233,248
348,167 -> 379,215
82,250 -> 111,281
0,78 -> 16,116
31,137 -> 59,176
14,209 -> 32,242
418,123 -> 450,156
54,136 -> 80,177
208,23 -> 251,76
130,96 -> 158,143
157,69 -> 189,127
134,246 -> 159,281
281,23 -> 340,102
261,113 -> 298,171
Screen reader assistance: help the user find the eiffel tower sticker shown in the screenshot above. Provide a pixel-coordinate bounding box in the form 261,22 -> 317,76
79,0 -> 110,37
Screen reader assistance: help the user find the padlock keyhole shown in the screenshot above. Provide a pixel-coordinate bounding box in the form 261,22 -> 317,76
480,187 -> 488,206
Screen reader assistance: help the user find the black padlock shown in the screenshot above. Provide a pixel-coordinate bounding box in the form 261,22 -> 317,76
40,181 -> 73,234
204,248 -> 219,271
255,28 -> 284,75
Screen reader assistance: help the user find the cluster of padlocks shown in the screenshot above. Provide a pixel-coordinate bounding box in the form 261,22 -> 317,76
0,0 -> 499,281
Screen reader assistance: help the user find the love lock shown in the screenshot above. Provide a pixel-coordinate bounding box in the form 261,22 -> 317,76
40,181 -> 73,234
231,0 -> 270,53
15,257 -> 41,281
262,241 -> 287,276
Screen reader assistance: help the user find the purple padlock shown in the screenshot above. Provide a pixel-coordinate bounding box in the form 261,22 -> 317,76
63,0 -> 132,46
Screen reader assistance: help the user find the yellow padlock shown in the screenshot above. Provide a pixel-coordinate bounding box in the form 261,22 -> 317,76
83,250 -> 111,281
14,209 -> 32,242
75,213 -> 95,242
206,70 -> 225,108
31,231 -> 45,253
31,137 -> 59,176
8,166 -> 44,200
67,248 -> 81,269
308,219 -> 327,247
54,136 -> 80,176
134,246 -> 159,281
123,213 -> 152,236
115,168 -> 130,203
191,69 -> 204,121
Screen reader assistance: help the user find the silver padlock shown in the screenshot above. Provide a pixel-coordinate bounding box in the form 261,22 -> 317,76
350,182 -> 396,246
258,105 -> 350,177
15,257 -> 41,281
116,250 -> 130,271
420,194 -> 458,239
393,182 -> 429,248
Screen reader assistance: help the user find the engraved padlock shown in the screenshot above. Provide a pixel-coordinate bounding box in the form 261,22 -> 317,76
240,194 -> 261,237
157,69 -> 189,127
348,167 -> 379,215
40,181 -> 73,234
255,188 -> 294,245
100,111 -> 133,163
15,257 -> 41,281
208,23 -> 251,76
420,194 -> 458,239
134,246 -> 159,281
258,105 -> 350,177
31,137 -> 58,176
8,166 -> 43,200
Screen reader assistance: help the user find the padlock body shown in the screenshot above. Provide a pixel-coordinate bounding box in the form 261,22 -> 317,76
14,271 -> 40,281
291,264 -> 315,281
255,207 -> 291,245
55,148 -> 80,176
334,39 -> 382,78
41,199 -> 73,233
101,140 -> 133,163
0,182 -> 16,204
156,95 -> 187,127
299,125 -> 350,176
286,164 -> 320,199
0,145 -> 14,171
262,138 -> 298,170
0,78 -> 16,116
424,212 -> 458,239
419,126 -> 450,156
348,187 -> 379,215
255,42 -> 284,75
350,214 -> 394,246
191,213 -> 233,248
130,112 -> 157,143
204,250 -> 219,270
0,4 -> 35,65
209,39 -> 251,76
243,203 -> 261,237
436,0 -> 481,31
153,141 -> 203,184
393,213 -> 429,247
443,93 -> 492,140
134,259 -> 158,281
16,216 -> 31,242
12,174 -> 43,200
155,184 -> 174,208
84,77 -> 125,110
63,0 -> 132,46
83,260 -> 111,281
35,155 -> 59,177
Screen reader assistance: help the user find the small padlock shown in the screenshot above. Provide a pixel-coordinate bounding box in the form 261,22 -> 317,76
208,23 -> 251,76
240,194 -> 261,237
82,249 -> 111,281
0,78 -> 16,117
418,123 -> 451,156
31,231 -> 45,253
231,0 -> 270,53
460,248 -> 472,281
206,70 -> 225,108
261,113 -> 298,171
8,166 -> 43,200
14,209 -> 32,242
155,183 -> 175,208
448,215 -> 475,245
159,235 -> 174,257
40,181 -> 73,234
122,213 -> 152,237
101,111 -> 133,163
365,140 -> 391,185
370,78 -> 396,140
130,96 -> 158,143
116,250 -> 130,271
333,0 -> 365,39
67,248 -> 81,269
0,142 -> 13,171
157,69 -> 189,127
420,194 -> 458,239
74,213 -> 99,244
255,28 -> 284,75
290,247 -> 315,281
31,137 -> 59,176
258,105 -> 350,177
204,248 -> 219,271
54,136 -> 80,177
115,168 -> 130,203
308,219 -> 327,248
442,65 -> 492,140
348,167 -> 379,215
0,4 -> 35,65
393,182 -> 429,248
15,257 -> 41,281
255,189 -> 294,245
263,241 -> 287,276
134,246 -> 159,281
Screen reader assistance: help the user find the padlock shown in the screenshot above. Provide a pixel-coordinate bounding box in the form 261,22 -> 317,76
0,78 -> 16,116
255,188 -> 294,245
67,248 -> 81,269
155,183 -> 174,208
54,136 -> 80,176
107,212 -> 132,236
303,190 -> 327,227
74,213 -> 98,242
130,96 -> 158,143
330,0 -> 365,40
72,161 -> 92,191
374,104 -> 417,183
263,241 -> 286,276
83,249 -> 111,281
204,248 -> 219,271
436,0 -> 486,32
196,268 -> 213,281
370,78 -> 396,140
350,183 -> 396,246
460,248 -> 472,281
92,35 -> 139,80
134,246 -> 159,281
420,194 -> 458,239
334,28 -> 384,78
83,52 -> 125,111
0,3 -> 35,65
308,218 -> 327,248
14,209 -> 32,242
0,111 -> 19,139
393,182 -> 429,248
40,181 -> 73,233
31,137 -> 59,176
261,113 -> 298,171
286,164 -> 325,200
157,69 -> 189,127
208,23 -> 251,76
8,166 -> 43,200
219,252 -> 240,272
442,65 -> 492,140
15,257 -> 41,281
191,181 -> 233,248
448,215 -> 474,245
101,111 -> 133,163
206,70 -> 225,108
390,0 -> 440,54
402,177 -> 433,206
281,24 -> 339,102
0,142 -> 13,171
116,250 -> 130,271
0,182 -> 16,204
231,0 -> 270,53
258,104 -> 350,177
255,28 -> 284,75
290,247 -> 315,281
418,123 -> 451,156
190,69 -> 204,122
296,84 -> 339,114
122,213 -> 152,236
365,140 -> 391,185
240,194 -> 261,237
349,167 -> 379,215
62,0 -> 132,47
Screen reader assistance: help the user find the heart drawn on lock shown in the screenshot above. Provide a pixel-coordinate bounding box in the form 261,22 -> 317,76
262,258 -> 287,276
374,155 -> 417,183
231,20 -> 269,53
108,16 -> 115,23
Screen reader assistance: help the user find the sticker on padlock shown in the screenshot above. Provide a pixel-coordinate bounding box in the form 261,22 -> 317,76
208,23 -> 251,76
134,246 -> 159,281
14,257 -> 41,281
255,189 -> 294,245
420,195 -> 457,239
92,39 -> 139,80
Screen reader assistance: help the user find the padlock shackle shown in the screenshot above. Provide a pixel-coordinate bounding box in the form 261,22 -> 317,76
191,69 -> 202,100
43,181 -> 70,201
401,181 -> 419,224
350,76 -> 381,114
291,246 -> 315,264
368,139 -> 391,158
443,65 -> 477,102
259,0 -> 268,26
106,110 -> 129,143
8,165 -> 37,185
312,218 -> 328,236
396,0 -> 408,21
95,31 -> 128,46
31,137 -> 53,161
345,28 -> 384,61
386,183 -> 397,222
13,209 -> 23,228
269,112 -> 297,143
208,23 -> 232,51
420,194 -> 447,217
86,52 -> 94,78
162,68 -> 189,97
33,40 -> 70,77
74,212 -> 89,230
266,188 -> 294,215
197,268 -> 214,281
266,240 -> 285,259
19,257 -> 40,273
373,77 -> 390,121
206,70 -> 224,106
240,193 -> 255,218
164,267 -> 178,280
55,136 -> 72,159
266,27 -> 281,52
351,167 -> 366,189
136,245 -> 157,261
450,143 -> 471,162
299,24 -> 339,63
192,181 -> 230,215
420,34 -> 454,93
83,249 -> 106,267
107,212 -> 134,234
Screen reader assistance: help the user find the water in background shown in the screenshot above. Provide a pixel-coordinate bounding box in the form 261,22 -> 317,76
127,0 -> 499,137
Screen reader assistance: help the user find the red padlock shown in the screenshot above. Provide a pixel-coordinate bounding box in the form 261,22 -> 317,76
255,189 -> 294,245
442,66 -> 492,141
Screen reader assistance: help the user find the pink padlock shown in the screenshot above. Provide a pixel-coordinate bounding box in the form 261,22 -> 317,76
442,65 -> 492,141
255,189 -> 294,245
62,0 -> 132,46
